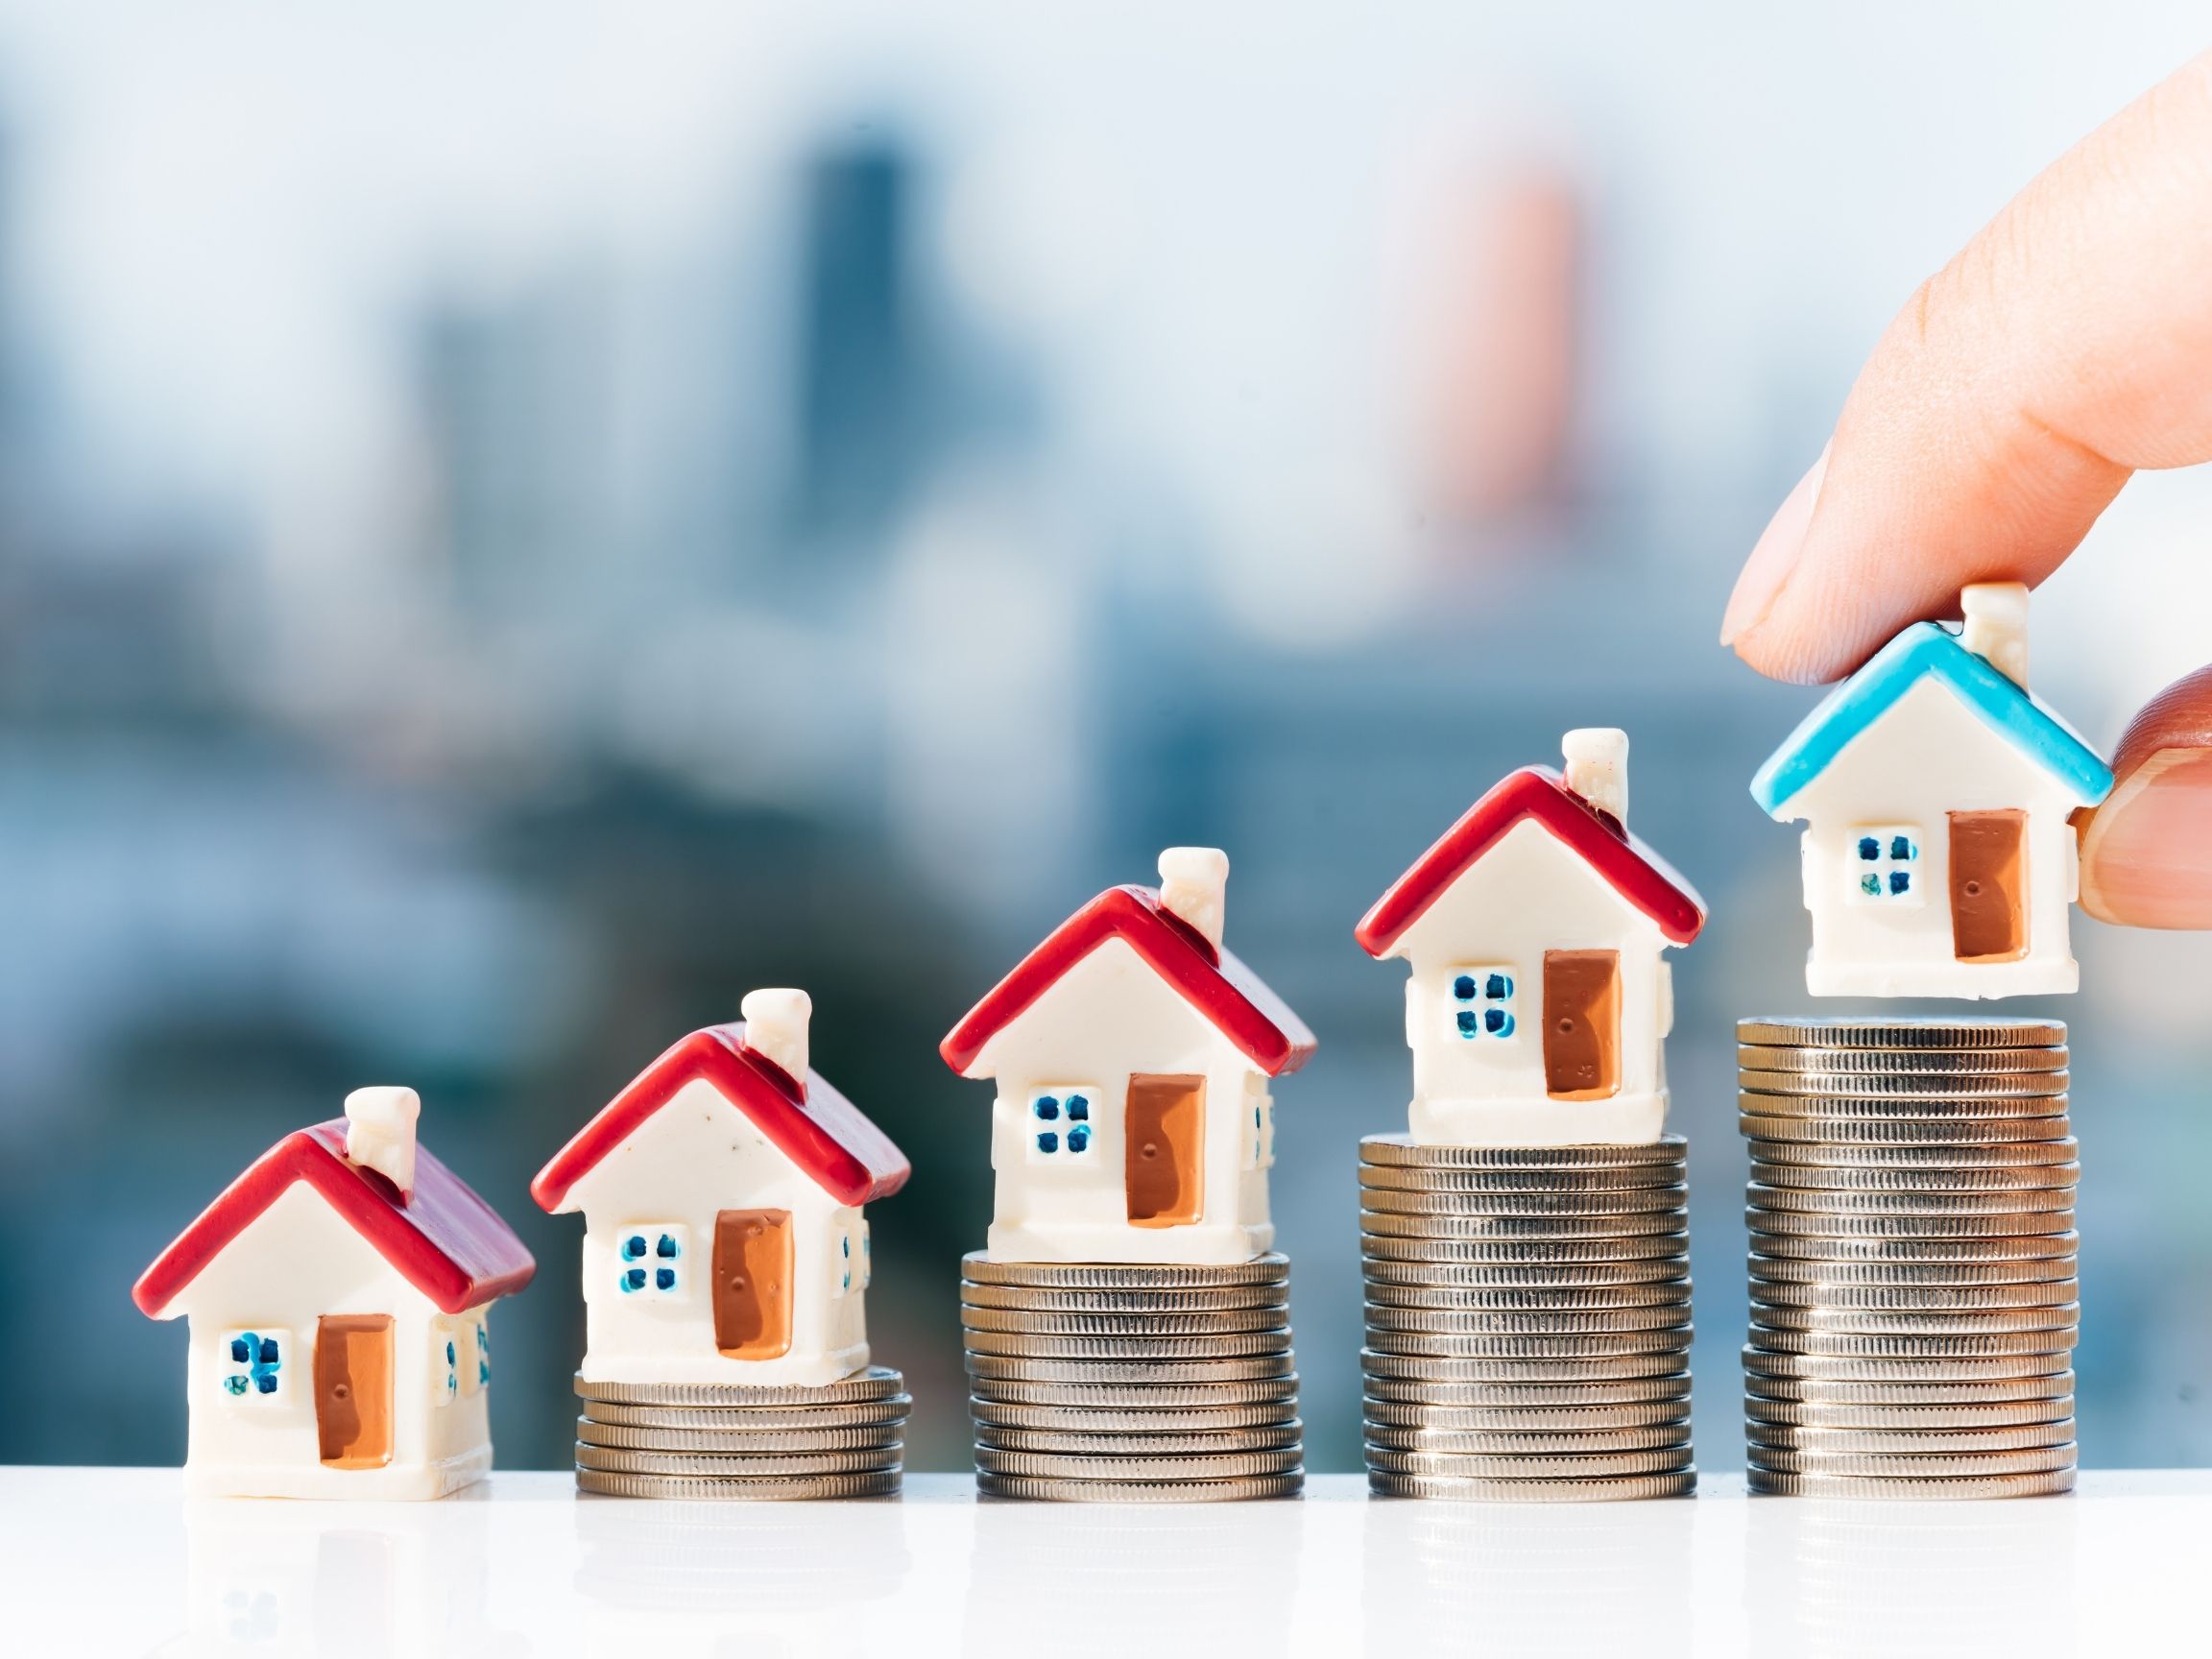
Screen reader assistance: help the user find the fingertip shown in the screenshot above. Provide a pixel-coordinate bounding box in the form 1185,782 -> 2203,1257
2079,664 -> 2212,928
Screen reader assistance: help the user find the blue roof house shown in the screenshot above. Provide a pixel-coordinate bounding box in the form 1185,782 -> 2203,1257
1749,584 -> 2113,998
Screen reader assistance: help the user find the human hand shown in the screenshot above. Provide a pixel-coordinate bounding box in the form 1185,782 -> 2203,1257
1719,52 -> 2212,928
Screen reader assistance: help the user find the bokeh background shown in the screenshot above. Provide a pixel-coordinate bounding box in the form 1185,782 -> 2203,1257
6,2 -> 2212,1477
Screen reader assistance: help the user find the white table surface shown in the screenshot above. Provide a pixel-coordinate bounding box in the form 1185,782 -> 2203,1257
10,1466 -> 2209,1657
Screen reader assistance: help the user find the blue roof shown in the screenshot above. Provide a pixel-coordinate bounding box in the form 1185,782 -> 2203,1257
1750,622 -> 2114,816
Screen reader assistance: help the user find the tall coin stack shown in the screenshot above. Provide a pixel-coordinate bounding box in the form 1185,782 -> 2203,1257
1740,1016 -> 2079,1498
962,1253 -> 1304,1501
571,1367 -> 911,1500
1359,1134 -> 1697,1501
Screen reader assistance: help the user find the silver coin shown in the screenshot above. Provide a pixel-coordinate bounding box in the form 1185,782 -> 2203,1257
1740,1113 -> 2069,1144
1749,1305 -> 2080,1338
974,1446 -> 1304,1481
1744,1396 -> 2076,1429
1746,1444 -> 2076,1478
1747,1208 -> 2076,1240
960,1252 -> 1289,1289
1742,1346 -> 2073,1382
1748,1278 -> 2079,1311
1745,1421 -> 2076,1454
1362,1399 -> 1691,1432
1362,1349 -> 1688,1382
1362,1280 -> 1693,1311
974,1423 -> 1305,1455
1364,1423 -> 1692,1455
967,1375 -> 1300,1408
1748,1183 -> 2077,1216
1365,1326 -> 1693,1359
1369,1469 -> 1695,1502
1735,1017 -> 2065,1048
1358,1185 -> 1689,1217
579,1397 -> 914,1430
1745,1467 -> 2075,1499
962,1329 -> 1295,1359
1741,1092 -> 2071,1121
1747,1254 -> 2075,1287
575,1444 -> 903,1478
1362,1210 -> 1690,1240
572,1366 -> 905,1407
1366,1446 -> 1695,1479
1360,1258 -> 1692,1290
576,1421 -> 908,1454
975,1472 -> 1303,1503
1738,1045 -> 2068,1074
1358,1164 -> 1687,1194
959,1307 -> 1288,1336
966,1354 -> 1295,1384
1748,1229 -> 2079,1263
1364,1302 -> 1692,1334
1739,1070 -> 2070,1098
575,1469 -> 902,1502
970,1401 -> 1300,1432
1745,1327 -> 2076,1358
1358,1134 -> 1687,1168
1747,1137 -> 2080,1169
1750,1160 -> 2080,1194
1359,1233 -> 1692,1264
1363,1373 -> 1693,1407
960,1284 -> 1288,1313
1744,1371 -> 2075,1405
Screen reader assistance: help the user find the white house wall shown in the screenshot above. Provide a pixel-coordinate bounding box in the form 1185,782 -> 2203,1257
1786,678 -> 2085,998
161,1183 -> 494,1501
1387,817 -> 1671,1144
966,936 -> 1274,1264
563,1078 -> 869,1387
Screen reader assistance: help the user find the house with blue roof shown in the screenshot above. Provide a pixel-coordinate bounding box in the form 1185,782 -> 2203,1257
1749,583 -> 2114,998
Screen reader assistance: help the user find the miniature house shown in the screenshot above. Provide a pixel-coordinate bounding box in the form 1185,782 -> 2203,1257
1356,731 -> 1707,1145
532,990 -> 911,1389
941,848 -> 1316,1265
1750,583 -> 2115,998
132,1087 -> 536,1501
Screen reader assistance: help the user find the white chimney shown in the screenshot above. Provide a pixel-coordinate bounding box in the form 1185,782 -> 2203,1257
1562,728 -> 1629,826
1159,847 -> 1229,951
344,1086 -> 420,1199
741,988 -> 811,1082
1960,581 -> 2030,687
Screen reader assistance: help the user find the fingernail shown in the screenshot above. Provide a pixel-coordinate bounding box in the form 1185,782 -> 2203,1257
1721,445 -> 1829,647
2079,747 -> 2212,927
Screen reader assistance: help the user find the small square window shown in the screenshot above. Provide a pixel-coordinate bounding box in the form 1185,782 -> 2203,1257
469,1318 -> 490,1395
858,1221 -> 874,1291
1449,967 -> 1517,1041
435,1322 -> 459,1405
616,1224 -> 689,1297
219,1328 -> 287,1403
1029,1090 -> 1097,1161
1848,827 -> 1923,906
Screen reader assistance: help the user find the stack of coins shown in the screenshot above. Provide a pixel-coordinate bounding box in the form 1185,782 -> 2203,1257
1740,1016 -> 2079,1499
571,1367 -> 910,1500
1358,1134 -> 1696,1501
962,1253 -> 1304,1501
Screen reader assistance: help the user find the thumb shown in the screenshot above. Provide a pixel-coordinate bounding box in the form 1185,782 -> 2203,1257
2079,665 -> 2212,927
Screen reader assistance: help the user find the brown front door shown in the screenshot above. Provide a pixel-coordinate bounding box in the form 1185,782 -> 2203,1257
1126,1074 -> 1205,1227
1543,950 -> 1622,1100
1949,810 -> 2029,962
712,1209 -> 793,1358
314,1314 -> 394,1469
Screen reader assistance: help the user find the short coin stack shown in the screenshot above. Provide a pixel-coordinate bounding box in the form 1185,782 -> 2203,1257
1741,1016 -> 2079,1499
963,1252 -> 1304,1501
571,1367 -> 910,1499
1359,1134 -> 1696,1501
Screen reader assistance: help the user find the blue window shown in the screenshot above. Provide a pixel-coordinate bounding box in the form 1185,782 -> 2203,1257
472,1318 -> 490,1393
1036,1130 -> 1060,1154
1451,968 -> 1517,1040
617,1225 -> 687,1296
1030,1090 -> 1096,1160
220,1328 -> 286,1402
1851,828 -> 1922,904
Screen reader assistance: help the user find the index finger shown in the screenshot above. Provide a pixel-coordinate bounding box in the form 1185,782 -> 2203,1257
1722,52 -> 2212,684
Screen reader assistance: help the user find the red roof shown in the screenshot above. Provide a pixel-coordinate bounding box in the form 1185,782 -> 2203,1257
134,1123 -> 537,1319
532,1024 -> 911,1214
941,885 -> 1318,1078
1356,766 -> 1707,956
